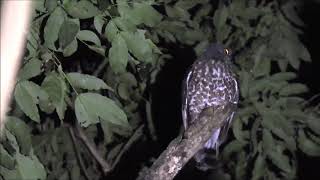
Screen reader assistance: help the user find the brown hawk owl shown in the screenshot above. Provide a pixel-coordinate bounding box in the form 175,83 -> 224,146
182,43 -> 239,168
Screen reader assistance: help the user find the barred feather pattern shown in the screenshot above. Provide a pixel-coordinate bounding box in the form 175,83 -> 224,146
182,43 -> 239,167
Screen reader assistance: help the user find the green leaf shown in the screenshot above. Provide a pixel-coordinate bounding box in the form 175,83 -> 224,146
42,73 -> 68,120
117,83 -> 130,100
94,15 -> 105,34
45,0 -> 58,12
64,0 -> 100,19
239,70 -> 250,98
5,116 -> 32,155
67,72 -> 113,91
213,6 -> 228,30
44,7 -> 66,50
76,30 -> 101,46
4,129 -> 20,152
232,118 -> 248,142
165,5 -> 190,20
222,140 -> 245,159
75,93 -> 129,128
0,145 -> 15,169
87,45 -> 106,56
15,153 -> 47,180
267,146 -> 292,174
17,58 -> 42,81
113,17 -> 136,32
117,0 -> 162,27
59,19 -> 80,49
0,166 -> 21,180
262,129 -> 275,152
252,155 -> 265,180
108,34 -> 129,74
298,130 -> 320,156
120,30 -> 153,63
306,115 -> 320,135
252,45 -> 270,77
279,83 -> 308,96
269,72 -> 297,82
63,39 -> 78,57
104,20 -> 119,42
14,81 -> 40,122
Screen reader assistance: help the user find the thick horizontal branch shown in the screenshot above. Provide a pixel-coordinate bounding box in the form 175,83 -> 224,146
138,105 -> 233,180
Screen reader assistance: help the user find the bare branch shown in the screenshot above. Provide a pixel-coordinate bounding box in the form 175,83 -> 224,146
138,105 -> 233,180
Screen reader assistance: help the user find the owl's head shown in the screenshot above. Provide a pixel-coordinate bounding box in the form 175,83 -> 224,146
200,43 -> 232,62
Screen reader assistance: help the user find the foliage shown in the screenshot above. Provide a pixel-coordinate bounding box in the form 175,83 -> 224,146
1,0 -> 319,180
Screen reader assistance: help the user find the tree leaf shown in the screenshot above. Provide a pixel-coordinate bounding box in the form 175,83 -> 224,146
222,140 -> 245,159
232,118 -> 248,142
94,15 -> 105,34
117,0 -> 162,27
252,45 -> 270,77
44,7 -> 66,50
269,72 -> 297,82
17,58 -> 42,81
306,115 -> 320,135
75,93 -> 129,128
104,20 -> 119,42
113,17 -> 136,32
120,30 -> 153,63
14,81 -> 40,122
279,83 -> 308,96
0,144 -> 15,169
45,0 -> 58,12
15,153 -> 47,180
64,0 -> 100,19
63,39 -> 78,57
165,5 -> 190,20
41,73 -> 68,120
5,129 -> 20,152
298,130 -> 320,156
59,19 -> 80,49
67,72 -> 113,91
0,166 -> 21,180
108,34 -> 128,74
252,155 -> 265,180
213,6 -> 228,30
77,30 -> 101,46
87,45 -> 105,56
5,116 -> 32,155
267,146 -> 292,174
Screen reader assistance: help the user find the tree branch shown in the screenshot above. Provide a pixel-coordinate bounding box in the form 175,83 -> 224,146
74,124 -> 112,175
68,127 -> 91,180
137,105 -> 233,180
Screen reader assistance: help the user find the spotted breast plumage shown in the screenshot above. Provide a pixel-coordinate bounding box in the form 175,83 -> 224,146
182,43 -> 239,168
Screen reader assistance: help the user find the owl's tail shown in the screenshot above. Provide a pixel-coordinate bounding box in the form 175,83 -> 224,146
193,128 -> 222,171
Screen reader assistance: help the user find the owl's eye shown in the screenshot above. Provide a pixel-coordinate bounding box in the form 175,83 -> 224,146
224,48 -> 230,55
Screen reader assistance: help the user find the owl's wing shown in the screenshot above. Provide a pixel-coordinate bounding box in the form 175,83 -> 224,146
182,69 -> 193,130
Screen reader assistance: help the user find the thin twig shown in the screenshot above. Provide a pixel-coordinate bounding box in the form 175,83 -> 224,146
68,127 -> 91,180
65,97 -> 111,174
145,97 -> 157,141
111,125 -> 145,169
75,124 -> 112,175
93,58 -> 108,77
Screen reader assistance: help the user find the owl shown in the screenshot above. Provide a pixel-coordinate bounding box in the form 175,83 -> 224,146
182,43 -> 239,168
